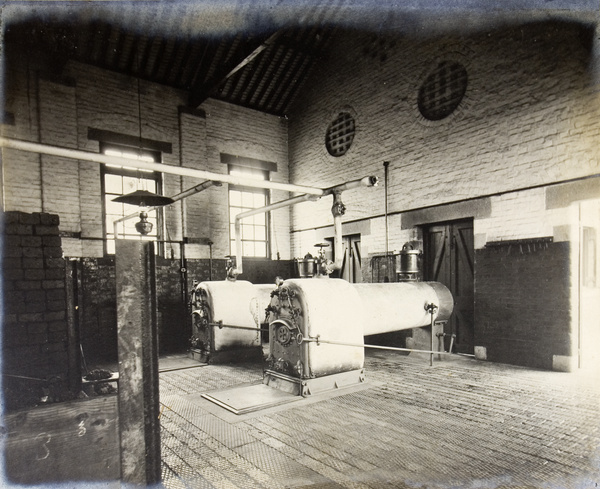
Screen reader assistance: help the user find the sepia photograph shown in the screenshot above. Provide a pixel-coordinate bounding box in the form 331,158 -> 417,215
0,0 -> 599,487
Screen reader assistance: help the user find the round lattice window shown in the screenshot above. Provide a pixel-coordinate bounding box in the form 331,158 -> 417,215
418,61 -> 468,121
325,112 -> 355,157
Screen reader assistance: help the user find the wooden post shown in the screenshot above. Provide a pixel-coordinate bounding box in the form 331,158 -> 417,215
115,240 -> 161,485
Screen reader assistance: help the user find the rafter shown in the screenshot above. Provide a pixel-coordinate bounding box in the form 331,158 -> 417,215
187,30 -> 282,108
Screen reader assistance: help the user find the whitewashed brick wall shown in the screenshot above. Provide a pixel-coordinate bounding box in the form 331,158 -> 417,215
475,188 -> 571,248
287,21 -> 600,265
2,59 -> 290,260
202,98 -> 290,260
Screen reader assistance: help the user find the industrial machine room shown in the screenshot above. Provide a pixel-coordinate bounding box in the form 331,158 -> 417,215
1,1 -> 599,488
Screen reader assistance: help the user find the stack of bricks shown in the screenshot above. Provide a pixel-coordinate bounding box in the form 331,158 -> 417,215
2,211 -> 69,409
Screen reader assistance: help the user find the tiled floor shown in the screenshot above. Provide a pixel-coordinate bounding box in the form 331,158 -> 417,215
158,351 -> 600,489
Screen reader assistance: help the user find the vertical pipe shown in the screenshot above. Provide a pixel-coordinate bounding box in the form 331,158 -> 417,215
334,210 -> 343,269
577,203 -> 582,369
383,162 -> 390,281
65,259 -> 82,394
178,109 -> 187,249
234,218 -> 243,277
383,162 -> 389,258
430,320 -> 434,367
331,191 -> 346,271
180,241 -> 188,328
427,304 -> 438,367
208,240 -> 213,281
35,69 -> 45,212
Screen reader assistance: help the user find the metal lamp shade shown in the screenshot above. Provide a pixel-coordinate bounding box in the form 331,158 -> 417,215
112,189 -> 174,207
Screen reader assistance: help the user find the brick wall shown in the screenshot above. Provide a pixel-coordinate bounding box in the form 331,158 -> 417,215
156,257 -> 195,354
284,20 -> 598,369
78,257 -> 118,365
76,255 -> 293,365
77,256 -> 191,365
202,98 -> 291,260
2,52 -> 290,261
2,211 -> 71,409
287,20 -> 598,257
475,241 -> 571,370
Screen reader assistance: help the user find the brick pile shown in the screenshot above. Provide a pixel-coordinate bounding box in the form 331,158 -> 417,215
2,211 -> 70,409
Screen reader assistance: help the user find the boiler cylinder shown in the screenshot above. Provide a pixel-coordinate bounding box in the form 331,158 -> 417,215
354,282 -> 453,336
266,279 -> 453,381
191,280 -> 264,355
266,278 -> 365,379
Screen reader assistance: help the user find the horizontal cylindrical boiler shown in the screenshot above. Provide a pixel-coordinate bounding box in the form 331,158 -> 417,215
190,280 -> 276,359
191,277 -> 452,372
191,280 -> 265,353
353,281 -> 453,336
266,278 -> 365,379
265,278 -> 453,380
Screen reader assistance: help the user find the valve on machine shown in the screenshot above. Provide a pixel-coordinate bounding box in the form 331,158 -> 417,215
314,243 -> 336,276
294,243 -> 336,278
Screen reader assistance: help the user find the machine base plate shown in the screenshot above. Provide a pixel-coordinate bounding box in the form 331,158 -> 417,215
263,369 -> 366,397
201,383 -> 299,415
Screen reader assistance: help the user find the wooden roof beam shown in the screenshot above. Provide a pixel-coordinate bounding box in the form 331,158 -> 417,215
187,30 -> 282,108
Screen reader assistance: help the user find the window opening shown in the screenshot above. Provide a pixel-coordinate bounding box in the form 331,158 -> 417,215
229,166 -> 270,258
418,61 -> 468,121
325,112 -> 355,157
101,142 -> 163,254
582,227 -> 597,287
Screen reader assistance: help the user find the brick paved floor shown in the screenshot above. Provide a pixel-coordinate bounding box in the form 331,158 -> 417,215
159,351 -> 600,489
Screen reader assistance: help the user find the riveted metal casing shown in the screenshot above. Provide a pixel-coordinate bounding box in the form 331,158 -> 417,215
190,280 -> 263,357
266,278 -> 365,379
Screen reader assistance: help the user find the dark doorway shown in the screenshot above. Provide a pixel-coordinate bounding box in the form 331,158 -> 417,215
327,234 -> 362,283
424,220 -> 474,354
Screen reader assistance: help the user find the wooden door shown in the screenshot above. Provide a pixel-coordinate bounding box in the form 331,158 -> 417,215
424,220 -> 474,354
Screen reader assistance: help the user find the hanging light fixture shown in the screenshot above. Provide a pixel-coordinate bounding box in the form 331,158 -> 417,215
113,190 -> 174,236
112,56 -> 174,235
113,189 -> 174,207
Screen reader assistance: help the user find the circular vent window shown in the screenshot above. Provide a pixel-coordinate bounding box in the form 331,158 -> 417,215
418,61 -> 468,121
325,112 -> 355,157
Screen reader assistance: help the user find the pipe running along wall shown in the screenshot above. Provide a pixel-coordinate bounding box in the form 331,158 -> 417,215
230,176 -> 378,278
0,138 -> 378,277
0,137 -> 325,196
